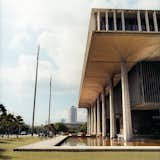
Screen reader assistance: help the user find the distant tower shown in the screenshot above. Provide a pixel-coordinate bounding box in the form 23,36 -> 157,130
69,106 -> 77,123
61,118 -> 66,123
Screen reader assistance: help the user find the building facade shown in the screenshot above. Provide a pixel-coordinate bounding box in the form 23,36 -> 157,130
78,9 -> 160,141
68,106 -> 77,123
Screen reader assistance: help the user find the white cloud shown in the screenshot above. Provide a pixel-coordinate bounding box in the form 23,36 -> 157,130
37,28 -> 85,89
0,54 -> 53,95
134,0 -> 160,9
38,31 -> 59,52
10,32 -> 30,48
1,0 -> 160,124
6,0 -> 159,93
52,107 -> 69,123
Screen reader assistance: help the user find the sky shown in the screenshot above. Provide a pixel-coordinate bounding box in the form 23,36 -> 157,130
0,0 -> 160,125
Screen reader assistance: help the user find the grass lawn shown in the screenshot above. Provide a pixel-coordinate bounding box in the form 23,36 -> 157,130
0,136 -> 160,160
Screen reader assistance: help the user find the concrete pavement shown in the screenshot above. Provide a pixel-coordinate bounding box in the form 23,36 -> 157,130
14,135 -> 160,152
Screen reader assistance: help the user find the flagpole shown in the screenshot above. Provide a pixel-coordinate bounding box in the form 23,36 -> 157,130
31,45 -> 40,136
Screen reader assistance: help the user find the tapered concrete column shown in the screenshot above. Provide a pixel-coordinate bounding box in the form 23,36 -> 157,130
89,107 -> 92,135
96,96 -> 101,135
137,10 -> 142,31
109,77 -> 116,139
105,10 -> 109,31
121,10 -> 125,31
93,103 -> 97,135
91,106 -> 94,135
87,108 -> 89,135
101,88 -> 107,138
113,10 -> 117,31
97,11 -> 100,31
121,60 -> 132,141
153,11 -> 158,32
87,107 -> 91,135
145,10 -> 150,32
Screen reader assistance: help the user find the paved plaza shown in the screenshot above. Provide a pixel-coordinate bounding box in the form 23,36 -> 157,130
14,135 -> 160,152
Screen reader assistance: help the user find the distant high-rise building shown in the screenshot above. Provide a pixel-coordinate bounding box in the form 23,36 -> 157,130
69,106 -> 77,123
61,118 -> 66,123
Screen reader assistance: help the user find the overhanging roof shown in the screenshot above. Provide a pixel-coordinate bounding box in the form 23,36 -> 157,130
79,32 -> 160,108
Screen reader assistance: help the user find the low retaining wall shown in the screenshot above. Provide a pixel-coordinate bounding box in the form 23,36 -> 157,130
14,146 -> 160,152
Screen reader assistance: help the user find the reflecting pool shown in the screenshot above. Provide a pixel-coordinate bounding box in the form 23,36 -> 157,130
60,136 -> 160,146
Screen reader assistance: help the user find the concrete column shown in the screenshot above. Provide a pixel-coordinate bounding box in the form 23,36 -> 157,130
153,11 -> 158,32
109,77 -> 116,139
87,108 -> 89,135
90,107 -> 92,135
121,60 -> 132,141
93,103 -> 97,135
105,10 -> 109,31
96,96 -> 101,135
137,10 -> 142,31
88,107 -> 91,135
101,88 -> 107,138
113,10 -> 117,31
91,106 -> 94,135
97,11 -> 100,31
145,10 -> 150,32
121,10 -> 125,31
92,106 -> 95,135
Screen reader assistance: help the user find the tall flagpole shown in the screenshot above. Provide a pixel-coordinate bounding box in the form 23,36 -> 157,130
31,45 -> 40,136
48,76 -> 52,136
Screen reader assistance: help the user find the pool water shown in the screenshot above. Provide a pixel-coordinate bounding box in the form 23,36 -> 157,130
60,137 -> 160,146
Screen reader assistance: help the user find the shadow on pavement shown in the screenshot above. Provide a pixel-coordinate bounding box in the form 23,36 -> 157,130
0,149 -> 12,160
0,141 -> 10,144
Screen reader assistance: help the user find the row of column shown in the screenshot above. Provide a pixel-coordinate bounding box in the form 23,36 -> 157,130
87,60 -> 132,141
96,10 -> 159,32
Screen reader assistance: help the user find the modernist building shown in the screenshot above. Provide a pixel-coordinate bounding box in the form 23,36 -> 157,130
68,106 -> 77,123
78,8 -> 160,141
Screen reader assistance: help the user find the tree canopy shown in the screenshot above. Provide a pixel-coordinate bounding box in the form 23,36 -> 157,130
0,104 -> 29,136
54,123 -> 68,133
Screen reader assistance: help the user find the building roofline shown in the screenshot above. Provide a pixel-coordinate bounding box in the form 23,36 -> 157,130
91,8 -> 160,13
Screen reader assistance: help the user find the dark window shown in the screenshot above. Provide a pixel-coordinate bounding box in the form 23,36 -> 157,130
140,12 -> 146,31
117,12 -> 122,30
125,13 -> 138,31
108,12 -> 114,30
100,13 -> 106,30
157,12 -> 160,31
148,12 -> 155,31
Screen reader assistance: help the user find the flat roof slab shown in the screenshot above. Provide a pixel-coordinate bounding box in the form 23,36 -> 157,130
79,32 -> 160,107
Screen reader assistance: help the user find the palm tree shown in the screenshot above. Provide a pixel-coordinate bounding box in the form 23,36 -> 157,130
5,113 -> 15,138
0,104 -> 7,137
15,115 -> 24,136
0,104 -> 27,138
0,104 -> 7,116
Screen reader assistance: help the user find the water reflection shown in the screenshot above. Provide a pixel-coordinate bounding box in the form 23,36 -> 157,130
60,136 -> 160,146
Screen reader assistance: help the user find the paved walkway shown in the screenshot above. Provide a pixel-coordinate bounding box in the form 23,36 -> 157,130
14,135 -> 68,150
14,135 -> 160,152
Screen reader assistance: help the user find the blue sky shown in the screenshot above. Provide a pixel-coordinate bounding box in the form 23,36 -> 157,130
0,0 -> 160,125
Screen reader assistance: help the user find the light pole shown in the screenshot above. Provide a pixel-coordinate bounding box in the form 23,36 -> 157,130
48,76 -> 52,136
31,45 -> 40,136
